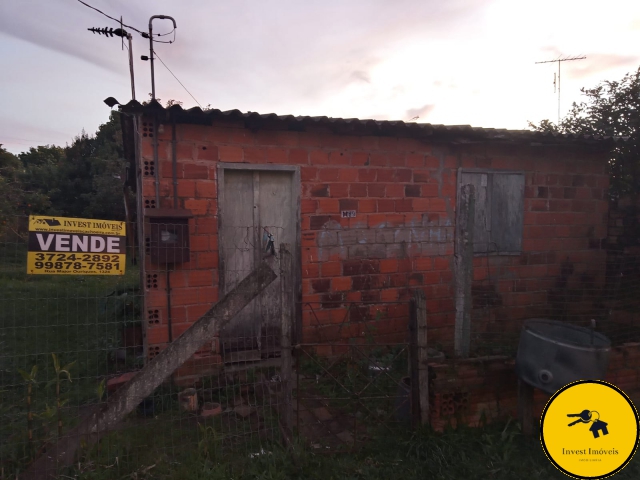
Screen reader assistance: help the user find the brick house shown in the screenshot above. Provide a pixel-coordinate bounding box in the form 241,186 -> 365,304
119,100 -> 616,385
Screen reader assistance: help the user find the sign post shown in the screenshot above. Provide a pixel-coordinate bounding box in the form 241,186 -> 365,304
27,216 -> 126,275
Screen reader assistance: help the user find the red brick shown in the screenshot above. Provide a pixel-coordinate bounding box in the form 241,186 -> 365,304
385,184 -> 404,197
330,184 -> 349,197
302,199 -> 318,214
321,262 -> 342,277
190,235 -> 209,252
332,277 -> 351,291
289,148 -> 309,165
338,168 -> 359,182
218,145 -> 243,162
199,286 -> 219,303
422,184 -> 439,197
186,304 -> 210,322
195,181 -> 217,199
171,287 -> 199,306
359,199 -> 377,213
244,146 -> 266,163
318,199 -> 340,213
395,169 -> 412,182
370,153 -> 388,166
358,169 -> 377,182
267,148 -> 287,163
376,199 -> 394,212
197,252 -> 219,269
319,168 -> 340,181
177,180 -> 195,197
183,163 -> 209,179
350,183 -> 367,197
311,278 -> 331,293
309,184 -> 329,197
367,183 -> 385,197
302,263 -> 320,278
406,154 -> 424,167
414,257 -> 432,271
189,270 -> 213,287
433,257 -> 450,270
301,166 -> 318,181
310,150 -> 329,165
196,144 -> 218,161
329,151 -> 350,165
395,199 -> 413,212
351,152 -> 369,166
176,142 -> 194,161
430,198 -> 447,212
413,198 -> 430,211
147,326 -> 171,345
184,199 -> 209,215
380,259 -> 398,273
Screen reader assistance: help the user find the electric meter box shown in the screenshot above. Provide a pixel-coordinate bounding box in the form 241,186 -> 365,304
145,208 -> 193,265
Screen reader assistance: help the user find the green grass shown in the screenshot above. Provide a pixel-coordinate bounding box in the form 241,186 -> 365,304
61,420 -> 640,479
0,241 -> 142,474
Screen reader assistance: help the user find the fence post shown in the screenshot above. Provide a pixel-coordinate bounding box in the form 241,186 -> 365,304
409,297 -> 420,425
518,379 -> 535,436
414,289 -> 429,424
280,243 -> 293,433
454,184 -> 475,358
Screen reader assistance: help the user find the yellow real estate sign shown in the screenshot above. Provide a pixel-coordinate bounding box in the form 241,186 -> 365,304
27,216 -> 126,275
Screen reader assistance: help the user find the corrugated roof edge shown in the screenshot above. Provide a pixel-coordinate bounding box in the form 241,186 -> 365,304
118,99 -> 626,148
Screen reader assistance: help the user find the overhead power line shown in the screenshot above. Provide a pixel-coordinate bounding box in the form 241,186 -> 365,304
153,50 -> 202,108
76,0 -> 176,43
76,0 -> 142,34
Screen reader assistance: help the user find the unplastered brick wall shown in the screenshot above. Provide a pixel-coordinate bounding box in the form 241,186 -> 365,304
428,342 -> 640,431
137,117 -> 610,367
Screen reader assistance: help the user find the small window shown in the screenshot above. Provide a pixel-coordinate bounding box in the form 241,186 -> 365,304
459,170 -> 524,254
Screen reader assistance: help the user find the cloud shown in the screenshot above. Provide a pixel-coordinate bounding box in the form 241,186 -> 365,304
567,54 -> 640,79
0,1 -> 125,72
350,70 -> 371,84
405,104 -> 435,121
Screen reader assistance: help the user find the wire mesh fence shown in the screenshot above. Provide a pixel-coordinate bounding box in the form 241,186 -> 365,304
0,217 -> 292,479
294,300 -> 415,452
3,208 -> 640,476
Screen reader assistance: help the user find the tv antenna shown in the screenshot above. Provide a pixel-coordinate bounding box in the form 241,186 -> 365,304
535,55 -> 586,125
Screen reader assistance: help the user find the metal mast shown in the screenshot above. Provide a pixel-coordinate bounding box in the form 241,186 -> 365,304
535,55 -> 586,125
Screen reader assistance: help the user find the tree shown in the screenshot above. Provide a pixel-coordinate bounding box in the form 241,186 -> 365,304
530,67 -> 640,199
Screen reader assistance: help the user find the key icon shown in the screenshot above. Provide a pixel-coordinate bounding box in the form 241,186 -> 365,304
567,409 -> 592,426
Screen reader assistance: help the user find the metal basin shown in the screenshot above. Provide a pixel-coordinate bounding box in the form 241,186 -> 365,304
515,319 -> 611,394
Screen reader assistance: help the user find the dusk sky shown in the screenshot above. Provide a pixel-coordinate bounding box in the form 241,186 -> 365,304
2,0 -> 639,153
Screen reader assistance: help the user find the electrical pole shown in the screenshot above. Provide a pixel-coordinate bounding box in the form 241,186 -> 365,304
535,55 -> 586,125
142,15 -> 177,101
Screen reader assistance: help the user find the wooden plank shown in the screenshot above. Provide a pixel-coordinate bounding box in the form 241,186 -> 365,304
258,171 -> 295,346
460,172 -> 489,253
414,289 -> 429,424
280,243 -> 293,431
518,379 -> 535,437
220,170 -> 258,343
21,263 -> 278,480
491,173 -> 525,253
454,184 -> 475,358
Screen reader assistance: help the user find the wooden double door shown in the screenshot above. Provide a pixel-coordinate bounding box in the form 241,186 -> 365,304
218,166 -> 299,362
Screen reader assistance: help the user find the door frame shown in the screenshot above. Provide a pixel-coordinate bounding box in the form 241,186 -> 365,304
217,163 -> 302,343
